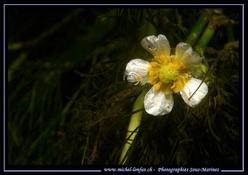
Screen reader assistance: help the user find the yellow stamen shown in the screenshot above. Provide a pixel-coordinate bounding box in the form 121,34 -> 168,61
147,54 -> 190,94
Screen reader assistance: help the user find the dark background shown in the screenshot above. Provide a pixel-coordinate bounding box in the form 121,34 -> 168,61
6,6 -> 241,168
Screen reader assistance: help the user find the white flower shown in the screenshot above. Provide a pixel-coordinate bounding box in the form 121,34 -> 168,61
125,58 -> 149,85
124,34 -> 208,116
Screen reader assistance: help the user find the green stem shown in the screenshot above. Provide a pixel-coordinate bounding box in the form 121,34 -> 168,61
119,89 -> 146,164
186,15 -> 209,46
118,12 -> 215,165
197,23 -> 215,49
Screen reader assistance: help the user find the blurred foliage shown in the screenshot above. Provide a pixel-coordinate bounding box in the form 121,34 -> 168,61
7,7 -> 240,168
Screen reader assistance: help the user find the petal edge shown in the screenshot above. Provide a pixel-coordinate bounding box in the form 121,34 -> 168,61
125,59 -> 149,85
180,77 -> 208,107
144,87 -> 174,116
141,34 -> 171,56
175,42 -> 203,64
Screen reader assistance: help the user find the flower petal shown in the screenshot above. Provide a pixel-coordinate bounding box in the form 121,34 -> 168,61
141,34 -> 171,56
124,58 -> 149,85
180,77 -> 208,107
175,42 -> 203,64
144,87 -> 174,116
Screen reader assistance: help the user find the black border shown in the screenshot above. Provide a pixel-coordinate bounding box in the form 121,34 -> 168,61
2,3 -> 245,174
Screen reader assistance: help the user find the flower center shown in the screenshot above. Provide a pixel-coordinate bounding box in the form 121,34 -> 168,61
159,63 -> 179,83
147,55 -> 191,94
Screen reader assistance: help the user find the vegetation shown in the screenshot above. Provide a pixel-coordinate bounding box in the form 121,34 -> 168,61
7,7 -> 240,168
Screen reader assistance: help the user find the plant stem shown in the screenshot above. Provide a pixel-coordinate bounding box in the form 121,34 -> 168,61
119,89 -> 146,164
119,11 -> 215,165
196,23 -> 215,50
186,15 -> 209,46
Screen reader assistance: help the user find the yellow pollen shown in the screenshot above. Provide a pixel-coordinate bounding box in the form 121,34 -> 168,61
147,54 -> 190,94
